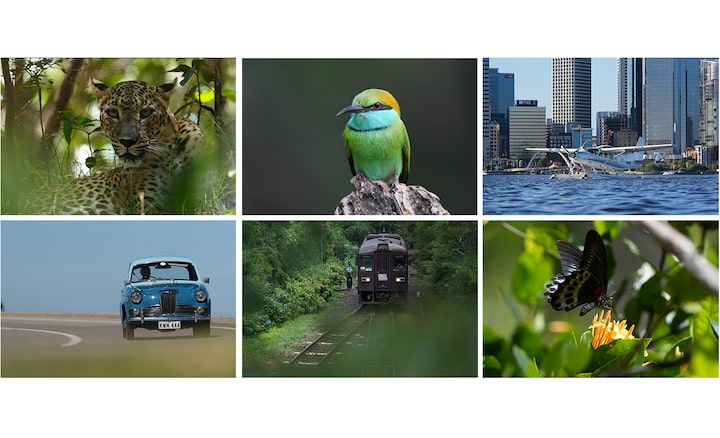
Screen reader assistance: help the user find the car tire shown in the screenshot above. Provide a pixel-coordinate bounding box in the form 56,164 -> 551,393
123,322 -> 135,340
193,321 -> 211,337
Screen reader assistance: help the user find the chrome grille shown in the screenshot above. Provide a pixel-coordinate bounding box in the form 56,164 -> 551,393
160,291 -> 177,314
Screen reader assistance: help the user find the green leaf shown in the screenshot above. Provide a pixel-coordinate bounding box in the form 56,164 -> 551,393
667,266 -> 712,302
638,274 -> 666,312
222,88 -> 236,102
483,355 -> 502,377
511,345 -> 536,377
168,64 -> 192,73
587,338 -> 650,375
510,227 -> 555,307
62,118 -> 73,144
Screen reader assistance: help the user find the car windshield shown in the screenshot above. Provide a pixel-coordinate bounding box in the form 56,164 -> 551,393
130,262 -> 198,283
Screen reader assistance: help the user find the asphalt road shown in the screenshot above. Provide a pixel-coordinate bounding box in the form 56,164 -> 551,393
1,313 -> 236,377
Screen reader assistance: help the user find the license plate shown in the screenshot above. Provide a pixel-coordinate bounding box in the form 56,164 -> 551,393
159,321 -> 181,330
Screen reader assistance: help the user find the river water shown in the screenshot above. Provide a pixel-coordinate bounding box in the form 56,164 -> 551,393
483,173 -> 719,215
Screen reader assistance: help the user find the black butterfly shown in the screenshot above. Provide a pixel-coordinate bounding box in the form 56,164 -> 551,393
544,229 -> 611,316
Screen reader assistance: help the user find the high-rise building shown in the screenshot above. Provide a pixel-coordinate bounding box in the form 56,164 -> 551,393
489,68 -> 515,117
630,58 -> 643,136
488,120 -> 501,160
509,100 -> 546,163
674,58 -> 701,150
616,58 -> 629,115
552,58 -> 592,131
488,65 -> 515,159
483,58 -> 490,165
699,59 -> 718,149
642,58 -> 674,147
627,58 -> 714,153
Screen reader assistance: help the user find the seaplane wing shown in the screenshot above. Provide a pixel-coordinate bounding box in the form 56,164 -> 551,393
594,144 -> 673,153
526,147 -> 581,153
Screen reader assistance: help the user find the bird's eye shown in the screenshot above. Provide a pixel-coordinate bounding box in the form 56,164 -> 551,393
371,102 -> 383,109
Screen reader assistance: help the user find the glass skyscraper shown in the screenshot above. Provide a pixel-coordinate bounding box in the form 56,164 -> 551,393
643,58 -> 675,147
674,58 -> 701,150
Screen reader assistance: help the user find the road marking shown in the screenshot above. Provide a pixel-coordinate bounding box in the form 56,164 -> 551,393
1,327 -> 82,347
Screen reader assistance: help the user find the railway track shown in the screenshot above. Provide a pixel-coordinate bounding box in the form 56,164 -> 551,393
288,305 -> 372,369
287,305 -> 401,376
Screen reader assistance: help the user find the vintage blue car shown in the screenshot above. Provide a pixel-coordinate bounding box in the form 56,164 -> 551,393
120,256 -> 211,339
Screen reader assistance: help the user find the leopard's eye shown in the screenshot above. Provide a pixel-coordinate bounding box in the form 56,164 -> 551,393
139,107 -> 153,119
105,108 -> 119,118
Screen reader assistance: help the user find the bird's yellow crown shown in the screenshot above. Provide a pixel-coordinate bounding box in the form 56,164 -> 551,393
354,88 -> 401,116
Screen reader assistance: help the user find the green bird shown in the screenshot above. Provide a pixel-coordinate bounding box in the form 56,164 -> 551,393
336,88 -> 410,184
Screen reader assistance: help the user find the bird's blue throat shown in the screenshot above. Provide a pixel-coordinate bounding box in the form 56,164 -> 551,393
347,110 -> 398,132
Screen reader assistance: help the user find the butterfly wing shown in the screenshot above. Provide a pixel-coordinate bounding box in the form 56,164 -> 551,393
556,240 -> 584,275
545,230 -> 609,315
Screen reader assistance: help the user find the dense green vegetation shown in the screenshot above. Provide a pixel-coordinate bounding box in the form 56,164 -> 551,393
484,221 -> 718,377
242,221 -> 478,335
1,58 -> 236,214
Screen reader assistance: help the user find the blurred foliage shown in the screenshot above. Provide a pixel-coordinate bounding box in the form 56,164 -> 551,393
1,58 -> 236,214
483,221 -> 718,377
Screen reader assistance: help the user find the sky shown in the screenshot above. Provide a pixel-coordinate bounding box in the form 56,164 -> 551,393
488,58 -> 618,134
0,220 -> 236,317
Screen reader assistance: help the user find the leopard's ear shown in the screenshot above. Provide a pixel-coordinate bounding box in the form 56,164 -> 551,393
156,78 -> 178,103
90,77 -> 109,98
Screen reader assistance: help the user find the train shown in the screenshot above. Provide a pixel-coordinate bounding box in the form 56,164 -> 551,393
355,233 -> 409,304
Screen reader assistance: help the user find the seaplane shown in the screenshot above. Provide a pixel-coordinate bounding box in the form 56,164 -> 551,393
526,138 -> 674,178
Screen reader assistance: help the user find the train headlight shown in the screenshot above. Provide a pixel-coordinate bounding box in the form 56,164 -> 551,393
361,277 -> 371,283
130,291 -> 143,304
395,277 -> 406,283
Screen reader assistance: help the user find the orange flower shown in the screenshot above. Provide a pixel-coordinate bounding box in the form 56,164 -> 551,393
589,309 -> 635,350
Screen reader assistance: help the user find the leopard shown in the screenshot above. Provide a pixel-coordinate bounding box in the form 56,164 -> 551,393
23,78 -> 205,215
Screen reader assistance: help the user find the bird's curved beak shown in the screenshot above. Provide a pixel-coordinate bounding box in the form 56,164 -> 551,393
336,103 -> 364,116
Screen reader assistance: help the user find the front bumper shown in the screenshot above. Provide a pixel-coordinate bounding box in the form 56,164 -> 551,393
126,312 -> 211,330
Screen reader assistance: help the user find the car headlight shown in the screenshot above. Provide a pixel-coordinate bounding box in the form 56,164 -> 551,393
130,291 -> 143,304
195,289 -> 208,302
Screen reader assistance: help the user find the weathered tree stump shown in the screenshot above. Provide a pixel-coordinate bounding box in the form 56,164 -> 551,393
334,174 -> 450,215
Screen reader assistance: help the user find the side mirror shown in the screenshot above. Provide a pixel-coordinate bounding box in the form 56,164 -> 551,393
203,277 -> 210,284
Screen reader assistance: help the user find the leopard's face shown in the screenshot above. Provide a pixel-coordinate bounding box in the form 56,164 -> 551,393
92,80 -> 179,168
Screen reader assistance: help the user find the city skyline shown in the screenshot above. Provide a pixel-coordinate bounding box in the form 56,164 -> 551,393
488,58 -> 617,135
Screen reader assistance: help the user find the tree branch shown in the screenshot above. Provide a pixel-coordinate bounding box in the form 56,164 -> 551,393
334,174 -> 450,215
42,58 -> 84,145
637,221 -> 719,295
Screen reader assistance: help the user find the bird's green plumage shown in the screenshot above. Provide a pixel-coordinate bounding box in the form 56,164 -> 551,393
337,89 -> 410,184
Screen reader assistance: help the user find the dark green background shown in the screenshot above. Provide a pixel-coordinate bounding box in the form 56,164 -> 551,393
242,59 -> 477,215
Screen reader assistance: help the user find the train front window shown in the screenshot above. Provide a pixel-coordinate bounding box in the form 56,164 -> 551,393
359,255 -> 373,272
378,255 -> 389,272
393,255 -> 406,271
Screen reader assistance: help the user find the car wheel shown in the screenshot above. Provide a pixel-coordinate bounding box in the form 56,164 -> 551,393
193,321 -> 210,337
123,322 -> 135,340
